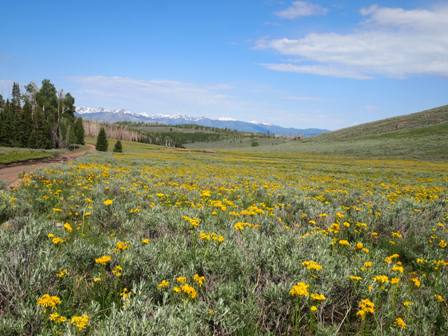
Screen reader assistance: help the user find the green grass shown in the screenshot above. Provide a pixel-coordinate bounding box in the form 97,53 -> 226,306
85,137 -> 161,153
185,136 -> 290,149
0,147 -> 56,164
246,105 -> 448,161
317,105 -> 448,141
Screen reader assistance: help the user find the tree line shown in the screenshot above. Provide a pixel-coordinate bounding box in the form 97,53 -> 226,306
0,80 -> 84,149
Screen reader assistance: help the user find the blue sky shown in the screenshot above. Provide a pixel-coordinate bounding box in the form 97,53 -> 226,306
1,0 -> 447,129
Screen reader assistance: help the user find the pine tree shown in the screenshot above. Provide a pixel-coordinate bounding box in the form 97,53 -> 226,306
113,140 -> 123,153
74,118 -> 85,144
96,127 -> 108,151
29,105 -> 52,149
19,100 -> 33,146
37,80 -> 59,148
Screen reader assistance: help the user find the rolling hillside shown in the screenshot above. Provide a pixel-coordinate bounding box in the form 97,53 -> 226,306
262,105 -> 448,160
317,105 -> 448,141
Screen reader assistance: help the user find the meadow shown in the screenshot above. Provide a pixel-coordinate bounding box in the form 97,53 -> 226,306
0,147 -> 57,165
0,145 -> 447,335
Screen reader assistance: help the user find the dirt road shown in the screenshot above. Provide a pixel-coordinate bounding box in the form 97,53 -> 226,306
0,145 -> 95,188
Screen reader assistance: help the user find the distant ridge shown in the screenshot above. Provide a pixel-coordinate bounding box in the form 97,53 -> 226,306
274,105 -> 448,160
76,107 -> 328,137
317,105 -> 448,141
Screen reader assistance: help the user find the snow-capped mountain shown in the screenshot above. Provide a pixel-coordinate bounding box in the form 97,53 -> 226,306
76,107 -> 327,137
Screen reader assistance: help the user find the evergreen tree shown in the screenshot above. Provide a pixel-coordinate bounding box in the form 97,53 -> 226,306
74,118 -> 85,144
37,80 -> 59,147
96,127 -> 108,151
29,105 -> 52,149
19,100 -> 33,146
66,124 -> 78,146
11,82 -> 21,108
0,80 -> 81,150
113,140 -> 123,153
63,93 -> 76,120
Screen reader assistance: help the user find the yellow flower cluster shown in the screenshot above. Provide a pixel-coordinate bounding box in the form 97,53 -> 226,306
70,314 -> 90,331
199,231 -> 225,243
173,284 -> 197,299
356,298 -> 375,319
115,241 -> 129,251
302,260 -> 322,271
37,294 -> 61,310
95,255 -> 112,265
233,222 -> 260,231
182,215 -> 201,228
289,282 -> 309,297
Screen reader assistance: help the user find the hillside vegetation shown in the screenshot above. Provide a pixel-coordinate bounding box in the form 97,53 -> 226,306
268,105 -> 448,160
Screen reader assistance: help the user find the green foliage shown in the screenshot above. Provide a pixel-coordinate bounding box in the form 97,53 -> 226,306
74,118 -> 85,145
0,80 -> 86,150
113,140 -> 123,153
96,128 -> 108,152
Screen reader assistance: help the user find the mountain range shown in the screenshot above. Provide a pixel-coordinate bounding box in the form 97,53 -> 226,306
75,107 -> 327,137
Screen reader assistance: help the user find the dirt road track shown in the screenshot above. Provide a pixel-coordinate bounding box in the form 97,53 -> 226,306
0,145 -> 95,189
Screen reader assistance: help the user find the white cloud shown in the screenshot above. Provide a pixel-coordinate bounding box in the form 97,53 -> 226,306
262,4 -> 448,79
69,76 -> 237,115
262,63 -> 370,80
275,1 -> 327,19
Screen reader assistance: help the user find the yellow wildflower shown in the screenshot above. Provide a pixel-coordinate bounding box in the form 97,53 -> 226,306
402,300 -> 413,307
289,282 -> 309,297
56,268 -> 69,278
49,312 -> 67,323
434,294 -> 445,302
95,255 -> 112,265
394,317 -> 407,329
115,241 -> 129,252
338,239 -> 350,247
176,276 -> 187,283
173,284 -> 197,299
310,293 -> 326,301
103,199 -> 113,206
410,277 -> 421,288
373,275 -> 389,284
70,314 -> 89,331
193,274 -> 205,287
356,298 -> 375,319
51,237 -> 64,245
302,260 -> 322,271
112,265 -> 123,277
120,288 -> 131,300
37,294 -> 61,310
63,223 -> 73,233
391,277 -> 400,285
158,280 -> 170,289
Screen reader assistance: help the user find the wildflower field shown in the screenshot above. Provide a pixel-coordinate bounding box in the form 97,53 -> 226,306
1,147 -> 447,335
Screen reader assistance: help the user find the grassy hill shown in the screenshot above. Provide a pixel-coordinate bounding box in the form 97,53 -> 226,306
264,105 -> 448,160
317,105 -> 448,141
